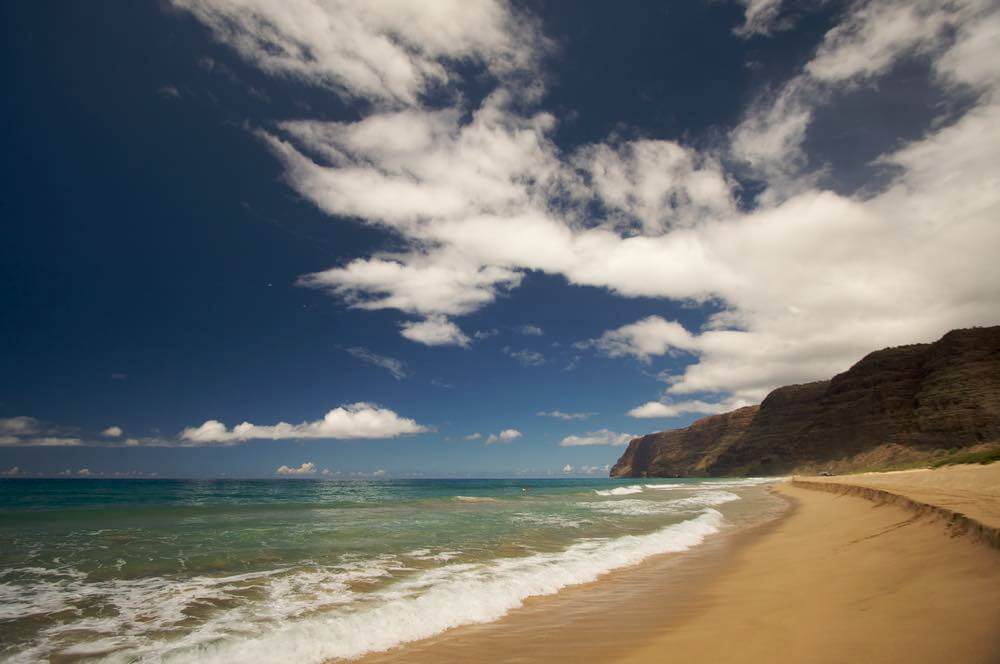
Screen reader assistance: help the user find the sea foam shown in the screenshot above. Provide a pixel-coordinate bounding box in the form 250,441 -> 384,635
594,485 -> 644,496
138,510 -> 726,664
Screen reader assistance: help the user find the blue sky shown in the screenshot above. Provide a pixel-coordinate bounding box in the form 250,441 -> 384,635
2,0 -> 998,478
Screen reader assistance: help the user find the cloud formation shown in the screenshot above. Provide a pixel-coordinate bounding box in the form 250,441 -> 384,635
0,416 -> 83,447
627,397 -> 752,419
537,410 -> 594,421
400,316 -> 471,347
485,428 -> 522,444
276,461 -> 316,476
517,325 -> 544,336
559,429 -> 635,447
101,426 -> 123,438
733,0 -> 788,38
173,0 -> 1000,419
345,347 -> 407,380
172,0 -> 546,105
180,403 -> 428,443
503,347 -> 545,366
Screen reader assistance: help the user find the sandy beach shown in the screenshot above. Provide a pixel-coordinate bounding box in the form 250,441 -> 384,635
357,465 -> 1000,664
619,465 -> 1000,664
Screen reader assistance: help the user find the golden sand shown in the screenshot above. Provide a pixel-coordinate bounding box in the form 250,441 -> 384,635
353,465 -> 1000,664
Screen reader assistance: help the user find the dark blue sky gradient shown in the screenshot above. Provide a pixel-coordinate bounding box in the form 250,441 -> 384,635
1,1 -> 867,477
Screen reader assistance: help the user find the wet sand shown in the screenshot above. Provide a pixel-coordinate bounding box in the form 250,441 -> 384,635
352,466 -> 1000,664
618,478 -> 1000,663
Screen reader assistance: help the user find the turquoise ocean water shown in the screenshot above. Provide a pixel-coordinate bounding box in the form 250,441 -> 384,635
0,477 -> 781,662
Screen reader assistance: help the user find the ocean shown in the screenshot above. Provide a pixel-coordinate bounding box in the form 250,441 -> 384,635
0,477 -> 782,663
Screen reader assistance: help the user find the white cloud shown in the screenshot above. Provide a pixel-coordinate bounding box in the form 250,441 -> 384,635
180,403 -> 428,443
157,84 -> 181,99
0,416 -> 82,447
372,469 -> 386,477
583,316 -> 699,361
733,0 -> 787,38
559,429 -> 634,447
485,428 -> 522,444
503,346 -> 545,366
806,1 -> 948,84
0,466 -> 20,477
561,464 -> 573,473
299,253 -> 523,318
575,139 -> 737,234
474,328 -> 499,340
537,410 -> 594,421
517,324 -> 544,336
463,432 -> 482,440
170,0 -> 546,105
627,397 -> 752,419
276,461 -> 316,476
0,416 -> 43,436
101,426 -> 123,438
174,0 -> 1000,419
345,347 -> 407,380
0,436 -> 83,447
77,468 -> 91,477
400,316 -> 471,347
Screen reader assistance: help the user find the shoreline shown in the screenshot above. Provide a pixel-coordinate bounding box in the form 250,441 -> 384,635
353,465 -> 1000,664
352,485 -> 792,664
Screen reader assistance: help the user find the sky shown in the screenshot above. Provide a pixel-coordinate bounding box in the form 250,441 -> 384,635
1,0 -> 998,479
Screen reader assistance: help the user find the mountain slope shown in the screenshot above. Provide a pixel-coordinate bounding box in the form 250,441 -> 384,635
611,326 -> 1000,477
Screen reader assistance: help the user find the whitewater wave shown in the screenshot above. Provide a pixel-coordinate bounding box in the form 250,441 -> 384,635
45,509 -> 721,663
594,485 -> 643,496
511,513 -> 588,528
405,549 -> 463,562
580,491 -> 741,516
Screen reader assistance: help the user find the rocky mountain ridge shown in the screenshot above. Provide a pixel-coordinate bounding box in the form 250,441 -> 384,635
611,326 -> 1000,477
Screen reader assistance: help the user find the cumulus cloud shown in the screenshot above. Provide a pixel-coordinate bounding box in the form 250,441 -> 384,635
559,429 -> 635,447
561,464 -> 573,473
101,426 -> 123,438
537,410 -> 594,421
180,403 -> 428,443
463,432 -> 482,440
276,461 -> 316,476
400,316 -> 471,347
485,428 -> 522,444
174,0 -> 1000,421
372,469 -> 386,477
76,468 -> 91,477
345,347 -> 407,380
583,316 -> 698,361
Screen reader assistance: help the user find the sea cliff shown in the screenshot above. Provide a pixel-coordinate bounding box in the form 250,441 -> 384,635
611,326 -> 1000,477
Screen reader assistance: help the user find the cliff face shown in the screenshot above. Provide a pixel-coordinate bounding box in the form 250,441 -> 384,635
610,406 -> 758,478
611,326 -> 1000,477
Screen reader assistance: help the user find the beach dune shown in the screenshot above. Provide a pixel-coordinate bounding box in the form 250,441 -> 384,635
619,470 -> 1000,664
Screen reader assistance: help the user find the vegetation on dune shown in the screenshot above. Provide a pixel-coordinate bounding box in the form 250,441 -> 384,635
930,446 -> 1000,468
